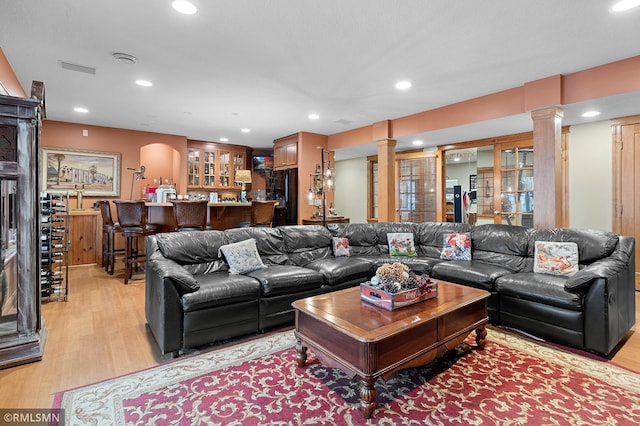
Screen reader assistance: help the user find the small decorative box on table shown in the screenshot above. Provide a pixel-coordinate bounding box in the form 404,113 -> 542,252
360,283 -> 437,310
360,262 -> 437,311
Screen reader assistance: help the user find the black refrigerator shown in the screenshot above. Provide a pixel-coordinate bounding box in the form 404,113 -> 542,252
269,168 -> 298,226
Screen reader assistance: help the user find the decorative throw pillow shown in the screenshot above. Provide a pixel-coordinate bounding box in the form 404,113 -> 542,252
387,233 -> 417,257
534,241 -> 579,276
332,237 -> 350,257
440,233 -> 472,261
218,238 -> 267,274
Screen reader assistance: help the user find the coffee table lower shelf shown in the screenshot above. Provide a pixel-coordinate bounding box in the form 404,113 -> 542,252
292,283 -> 489,419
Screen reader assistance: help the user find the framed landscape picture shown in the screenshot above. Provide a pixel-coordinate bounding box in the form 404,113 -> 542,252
41,147 -> 121,196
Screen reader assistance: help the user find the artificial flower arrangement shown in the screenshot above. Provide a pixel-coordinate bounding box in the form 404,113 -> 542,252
361,262 -> 437,310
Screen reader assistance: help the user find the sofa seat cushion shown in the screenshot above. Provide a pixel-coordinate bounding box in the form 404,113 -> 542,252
181,272 -> 261,312
246,265 -> 324,297
495,272 -> 582,311
304,257 -> 374,286
431,260 -> 512,291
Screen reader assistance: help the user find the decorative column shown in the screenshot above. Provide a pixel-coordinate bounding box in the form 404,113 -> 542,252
377,139 -> 396,222
531,107 -> 564,228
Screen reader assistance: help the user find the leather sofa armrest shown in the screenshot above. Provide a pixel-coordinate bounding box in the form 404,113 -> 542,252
145,261 -> 185,356
565,258 -> 629,292
565,236 -> 634,293
147,250 -> 199,293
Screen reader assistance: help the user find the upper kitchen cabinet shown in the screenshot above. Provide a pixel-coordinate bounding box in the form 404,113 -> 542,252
273,134 -> 297,170
187,140 -> 249,190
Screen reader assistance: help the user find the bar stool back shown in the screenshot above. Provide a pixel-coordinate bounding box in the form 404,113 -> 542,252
96,200 -> 122,275
171,200 -> 209,231
250,200 -> 278,227
114,200 -> 157,284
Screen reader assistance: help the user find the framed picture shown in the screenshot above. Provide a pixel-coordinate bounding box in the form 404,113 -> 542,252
469,174 -> 477,191
41,147 -> 121,196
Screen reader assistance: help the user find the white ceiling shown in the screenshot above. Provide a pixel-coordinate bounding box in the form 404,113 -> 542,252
2,0 -> 640,160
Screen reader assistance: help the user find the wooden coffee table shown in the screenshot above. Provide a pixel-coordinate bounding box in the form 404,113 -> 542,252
292,281 -> 489,419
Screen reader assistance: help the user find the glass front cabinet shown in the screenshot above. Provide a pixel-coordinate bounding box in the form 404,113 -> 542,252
0,93 -> 44,369
187,141 -> 248,191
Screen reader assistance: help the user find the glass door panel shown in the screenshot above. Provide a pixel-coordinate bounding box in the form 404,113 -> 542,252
0,178 -> 18,338
203,151 -> 216,187
496,144 -> 534,226
187,148 -> 200,186
397,155 -> 436,222
371,161 -> 378,220
218,152 -> 230,187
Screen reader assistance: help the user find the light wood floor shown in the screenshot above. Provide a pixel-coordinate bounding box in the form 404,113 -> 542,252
0,264 -> 639,409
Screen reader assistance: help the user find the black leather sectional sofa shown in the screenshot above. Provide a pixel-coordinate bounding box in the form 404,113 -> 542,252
145,222 -> 635,357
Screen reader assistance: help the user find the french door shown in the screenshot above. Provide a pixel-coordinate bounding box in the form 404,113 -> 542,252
396,152 -> 437,222
493,140 -> 534,226
612,116 -> 640,290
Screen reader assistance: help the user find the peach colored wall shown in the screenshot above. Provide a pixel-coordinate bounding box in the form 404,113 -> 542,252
327,55 -> 640,151
41,120 -> 187,208
523,75 -> 563,111
563,55 -> 640,104
140,143 -> 181,189
297,132 -> 331,222
0,48 -> 26,97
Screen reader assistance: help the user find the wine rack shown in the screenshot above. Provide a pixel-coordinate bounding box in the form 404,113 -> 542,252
40,193 -> 69,301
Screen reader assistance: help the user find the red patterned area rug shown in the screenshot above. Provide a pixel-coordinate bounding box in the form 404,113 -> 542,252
53,327 -> 640,425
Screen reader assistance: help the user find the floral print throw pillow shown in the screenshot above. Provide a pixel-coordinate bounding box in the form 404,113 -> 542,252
533,241 -> 579,276
387,233 -> 417,257
332,237 -> 350,257
218,238 -> 267,274
440,233 -> 472,261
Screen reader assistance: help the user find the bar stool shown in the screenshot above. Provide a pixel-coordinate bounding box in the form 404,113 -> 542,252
114,200 -> 158,284
96,200 -> 123,275
171,199 -> 209,231
239,200 -> 278,227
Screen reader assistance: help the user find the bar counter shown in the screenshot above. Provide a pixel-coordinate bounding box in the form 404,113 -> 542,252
146,202 -> 252,232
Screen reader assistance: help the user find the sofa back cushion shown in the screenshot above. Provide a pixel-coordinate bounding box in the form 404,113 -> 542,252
415,222 -> 473,259
528,228 -> 619,268
470,224 -> 532,272
279,225 -> 333,266
223,227 -> 289,265
328,223 -> 383,256
155,230 -> 225,263
154,230 -> 228,274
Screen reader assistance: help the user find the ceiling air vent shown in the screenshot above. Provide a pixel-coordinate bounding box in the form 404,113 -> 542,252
112,52 -> 137,64
59,61 -> 96,75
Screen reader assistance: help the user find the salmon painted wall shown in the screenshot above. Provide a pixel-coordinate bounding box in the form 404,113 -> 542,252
0,48 -> 26,97
327,55 -> 640,149
297,132 -> 331,222
41,120 -> 187,208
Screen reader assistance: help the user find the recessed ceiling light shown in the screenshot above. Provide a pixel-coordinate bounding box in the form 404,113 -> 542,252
135,79 -> 153,87
73,107 -> 89,113
395,81 -> 412,90
220,137 -> 229,142
308,114 -> 320,120
172,0 -> 197,15
241,128 -> 251,133
581,110 -> 601,118
611,0 -> 640,12
412,140 -> 424,146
